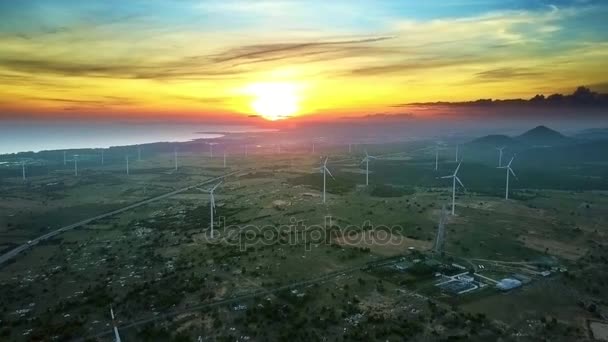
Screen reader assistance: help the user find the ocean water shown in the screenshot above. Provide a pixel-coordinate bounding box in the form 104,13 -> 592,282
0,121 -> 270,154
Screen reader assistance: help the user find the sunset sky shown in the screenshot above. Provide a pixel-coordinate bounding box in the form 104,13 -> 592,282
1,0 -> 607,121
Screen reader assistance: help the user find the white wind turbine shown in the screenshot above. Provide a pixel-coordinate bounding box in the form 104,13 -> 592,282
198,181 -> 222,238
498,155 -> 517,200
496,146 -> 505,167
73,155 -> 79,176
173,147 -> 178,171
125,155 -> 130,175
361,150 -> 377,186
110,306 -> 122,342
435,146 -> 440,171
208,142 -> 218,158
21,160 -> 26,181
440,160 -> 465,215
317,157 -> 334,204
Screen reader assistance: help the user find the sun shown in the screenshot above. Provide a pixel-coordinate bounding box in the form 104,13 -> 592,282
247,82 -> 300,121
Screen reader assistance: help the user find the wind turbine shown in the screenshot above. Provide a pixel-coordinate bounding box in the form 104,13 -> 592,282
125,155 -> 130,175
498,155 -> 517,200
101,149 -> 104,165
435,147 -> 440,171
361,150 -> 377,186
73,155 -> 79,176
317,157 -> 334,204
174,147 -> 178,171
110,306 -> 122,342
21,161 -> 26,181
198,182 -> 222,238
440,160 -> 465,215
496,147 -> 505,167
208,142 -> 218,158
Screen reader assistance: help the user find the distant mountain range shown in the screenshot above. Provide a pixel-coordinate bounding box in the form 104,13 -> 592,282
470,125 -> 570,147
407,86 -> 608,107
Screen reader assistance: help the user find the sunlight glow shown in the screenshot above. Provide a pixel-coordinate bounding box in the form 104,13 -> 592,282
247,82 -> 300,121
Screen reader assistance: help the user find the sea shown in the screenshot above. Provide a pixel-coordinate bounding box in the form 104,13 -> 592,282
0,121 -> 271,155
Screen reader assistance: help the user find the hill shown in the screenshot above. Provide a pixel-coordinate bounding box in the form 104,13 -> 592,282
574,128 -> 608,141
516,125 -> 570,146
470,134 -> 517,146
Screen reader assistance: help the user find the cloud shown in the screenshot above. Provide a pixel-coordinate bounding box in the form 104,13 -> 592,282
475,67 -> 543,82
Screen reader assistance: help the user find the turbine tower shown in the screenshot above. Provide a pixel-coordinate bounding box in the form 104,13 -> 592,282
73,155 -> 79,176
125,155 -> 129,175
101,149 -> 104,165
498,155 -> 517,200
440,160 -> 465,215
110,307 -> 122,342
496,146 -> 505,167
317,157 -> 334,204
433,205 -> 448,254
435,147 -> 440,171
198,182 -> 222,238
21,161 -> 26,181
174,147 -> 178,171
361,150 -> 377,186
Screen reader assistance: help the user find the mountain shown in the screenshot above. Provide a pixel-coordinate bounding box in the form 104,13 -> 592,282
516,125 -> 570,146
470,134 -> 517,146
574,128 -> 608,141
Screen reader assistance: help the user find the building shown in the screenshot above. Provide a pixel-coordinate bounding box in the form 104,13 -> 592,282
496,278 -> 522,291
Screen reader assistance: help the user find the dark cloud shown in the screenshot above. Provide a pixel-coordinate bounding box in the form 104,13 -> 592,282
0,34 -> 398,81
208,36 -> 393,64
395,86 -> 608,108
475,67 -> 542,82
347,55 -> 483,76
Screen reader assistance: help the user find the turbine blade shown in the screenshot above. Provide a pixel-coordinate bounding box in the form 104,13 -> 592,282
455,176 -> 465,189
509,167 -> 518,180
324,157 -> 328,166
325,167 -> 335,180
508,156 -> 514,167
454,161 -> 462,175
211,181 -> 223,191
440,175 -> 453,179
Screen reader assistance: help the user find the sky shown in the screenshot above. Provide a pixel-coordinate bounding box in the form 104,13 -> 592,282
0,0 -> 607,122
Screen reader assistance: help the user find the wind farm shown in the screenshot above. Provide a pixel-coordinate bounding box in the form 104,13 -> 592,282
1,124 -> 607,341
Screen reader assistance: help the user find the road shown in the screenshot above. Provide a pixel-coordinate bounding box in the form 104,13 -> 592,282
0,170 -> 243,266
78,255 -> 409,341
